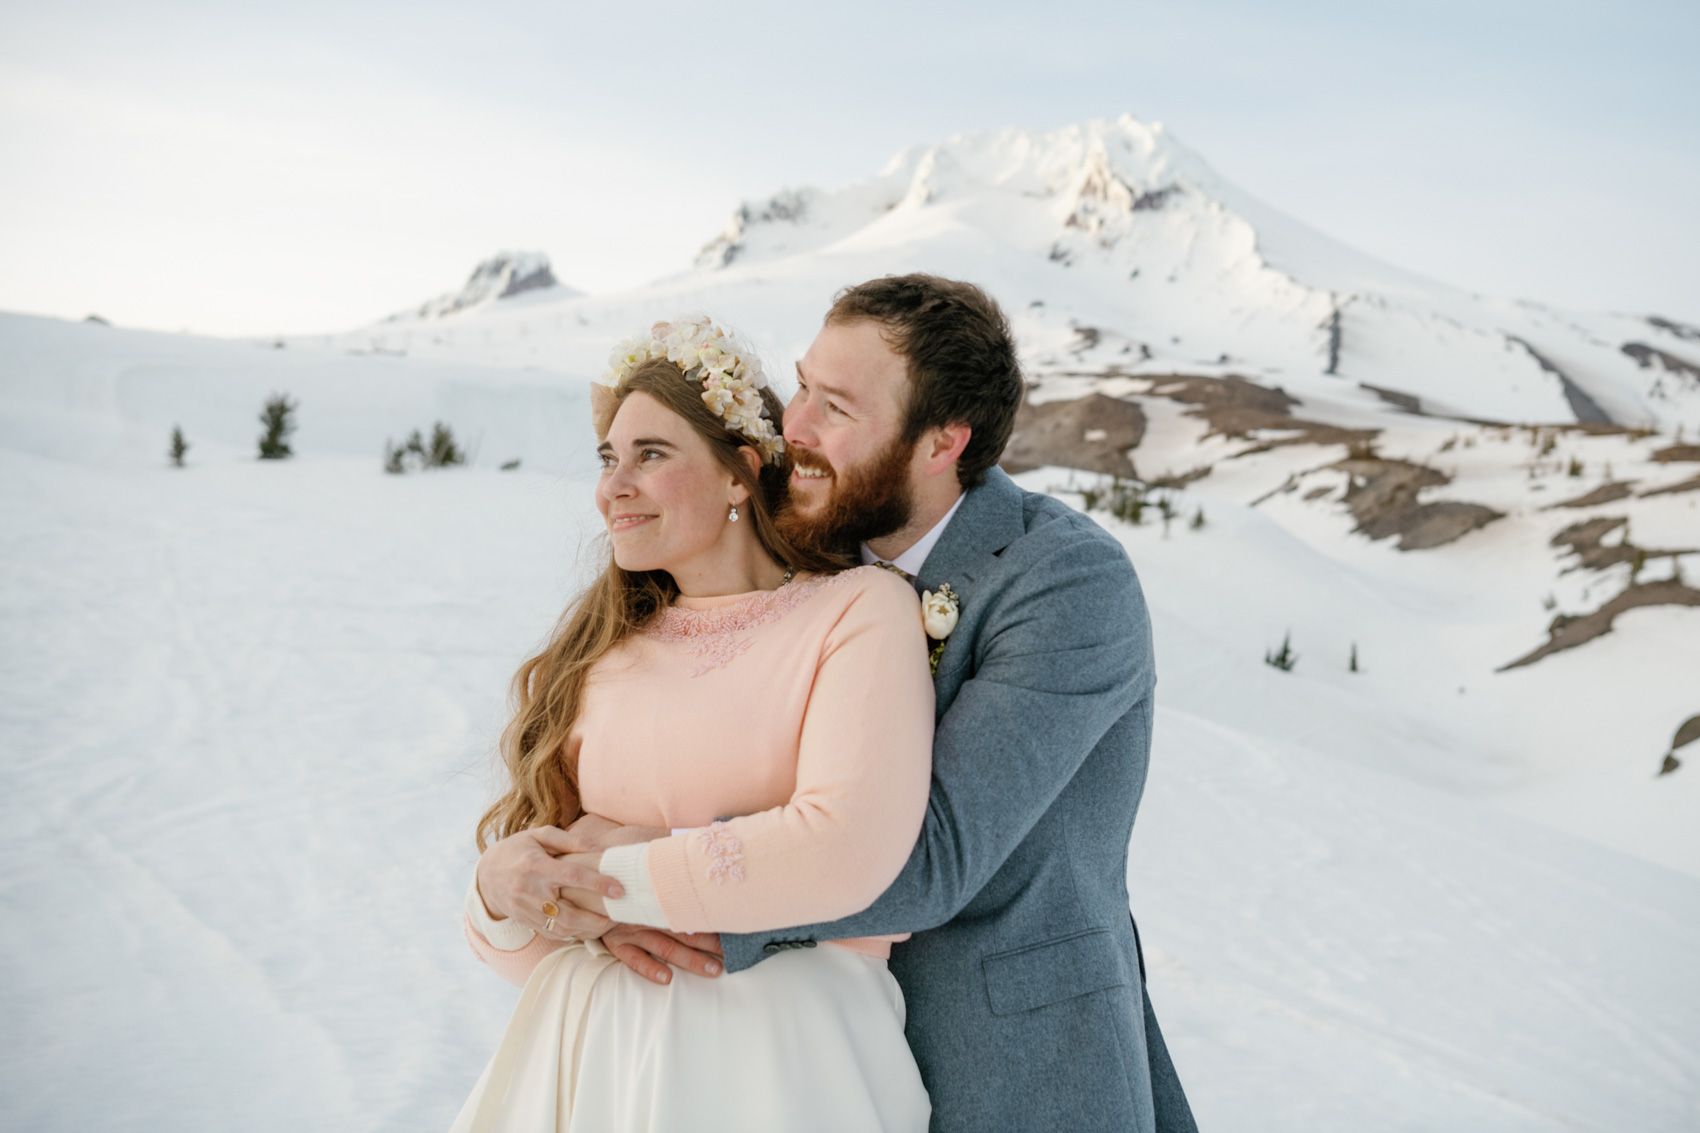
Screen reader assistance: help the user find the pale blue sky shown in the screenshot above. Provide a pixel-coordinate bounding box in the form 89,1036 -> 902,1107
2,0 -> 1695,336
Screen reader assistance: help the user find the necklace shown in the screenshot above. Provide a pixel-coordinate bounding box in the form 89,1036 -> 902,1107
775,567 -> 796,589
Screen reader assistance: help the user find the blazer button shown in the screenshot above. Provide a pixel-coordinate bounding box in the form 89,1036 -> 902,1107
763,943 -> 781,955
803,940 -> 817,948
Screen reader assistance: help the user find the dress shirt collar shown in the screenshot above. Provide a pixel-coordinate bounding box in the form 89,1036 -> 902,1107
859,492 -> 966,577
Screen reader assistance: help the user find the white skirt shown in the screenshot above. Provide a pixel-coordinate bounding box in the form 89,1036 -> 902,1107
451,942 -> 931,1132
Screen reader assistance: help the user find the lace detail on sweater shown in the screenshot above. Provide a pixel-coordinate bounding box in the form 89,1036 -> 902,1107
647,571 -> 844,676
696,821 -> 746,884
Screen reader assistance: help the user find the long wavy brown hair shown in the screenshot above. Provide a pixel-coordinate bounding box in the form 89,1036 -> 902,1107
474,358 -> 848,851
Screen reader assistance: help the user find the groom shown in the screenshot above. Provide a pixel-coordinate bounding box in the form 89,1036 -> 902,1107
573,274 -> 1194,1131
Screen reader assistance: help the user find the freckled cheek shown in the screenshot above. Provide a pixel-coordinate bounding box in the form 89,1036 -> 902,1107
642,466 -> 715,532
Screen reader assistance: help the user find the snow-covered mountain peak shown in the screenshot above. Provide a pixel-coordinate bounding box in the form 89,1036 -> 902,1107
688,116 -> 1202,271
386,250 -> 575,322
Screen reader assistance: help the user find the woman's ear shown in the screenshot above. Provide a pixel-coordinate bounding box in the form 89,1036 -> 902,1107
730,445 -> 762,505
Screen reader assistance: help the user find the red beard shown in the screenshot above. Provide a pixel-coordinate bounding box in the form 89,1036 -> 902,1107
775,433 -> 916,556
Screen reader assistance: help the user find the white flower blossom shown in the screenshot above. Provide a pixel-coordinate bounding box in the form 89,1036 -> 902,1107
600,315 -> 784,465
921,586 -> 960,640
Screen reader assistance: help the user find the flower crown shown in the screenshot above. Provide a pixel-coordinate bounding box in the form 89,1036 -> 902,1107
598,316 -> 785,464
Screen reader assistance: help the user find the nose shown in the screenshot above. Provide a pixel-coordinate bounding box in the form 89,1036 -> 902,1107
600,459 -> 638,502
782,396 -> 818,450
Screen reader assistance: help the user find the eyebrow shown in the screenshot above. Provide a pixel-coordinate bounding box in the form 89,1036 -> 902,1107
596,437 -> 681,454
795,361 -> 858,408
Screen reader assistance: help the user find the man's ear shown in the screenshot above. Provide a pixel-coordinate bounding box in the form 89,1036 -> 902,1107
921,423 -> 972,476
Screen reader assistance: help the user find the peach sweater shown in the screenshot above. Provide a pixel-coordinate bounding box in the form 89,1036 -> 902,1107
463,566 -> 935,984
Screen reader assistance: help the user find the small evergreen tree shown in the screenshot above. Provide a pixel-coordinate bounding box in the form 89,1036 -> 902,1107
499,458 -> 522,471
383,439 -> 406,474
1108,478 -> 1145,524
1630,548 -> 1646,583
1264,631 -> 1298,672
1190,505 -> 1206,530
169,425 -> 189,467
428,421 -> 464,467
257,393 -> 297,459
403,428 -> 426,465
1349,642 -> 1359,673
1567,456 -> 1584,477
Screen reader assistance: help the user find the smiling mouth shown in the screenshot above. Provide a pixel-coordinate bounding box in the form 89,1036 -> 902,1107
792,466 -> 831,482
610,515 -> 656,531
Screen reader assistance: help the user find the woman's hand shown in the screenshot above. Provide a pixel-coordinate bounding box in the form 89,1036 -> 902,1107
475,826 -> 626,941
553,852 -> 614,917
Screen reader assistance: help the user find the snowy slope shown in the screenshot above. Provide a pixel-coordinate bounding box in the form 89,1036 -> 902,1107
3,308 -> 1697,1133
4,113 -> 1699,1131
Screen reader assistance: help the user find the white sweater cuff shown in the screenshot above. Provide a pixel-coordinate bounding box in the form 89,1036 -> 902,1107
600,843 -> 670,929
463,874 -> 538,951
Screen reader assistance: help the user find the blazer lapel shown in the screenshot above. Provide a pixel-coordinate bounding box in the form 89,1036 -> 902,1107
914,466 -> 1026,594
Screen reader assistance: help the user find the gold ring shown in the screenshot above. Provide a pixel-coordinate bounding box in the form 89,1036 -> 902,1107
541,900 -> 560,918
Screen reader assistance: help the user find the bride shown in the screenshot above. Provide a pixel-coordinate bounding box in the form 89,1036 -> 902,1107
451,317 -> 935,1131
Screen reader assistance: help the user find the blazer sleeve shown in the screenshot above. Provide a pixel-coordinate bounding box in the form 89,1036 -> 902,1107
602,568 -> 936,933
719,529 -> 1155,972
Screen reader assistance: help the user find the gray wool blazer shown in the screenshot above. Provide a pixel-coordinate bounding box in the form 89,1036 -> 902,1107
721,467 -> 1197,1133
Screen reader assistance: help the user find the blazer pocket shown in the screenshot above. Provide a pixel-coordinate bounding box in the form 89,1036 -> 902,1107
981,928 -> 1131,1017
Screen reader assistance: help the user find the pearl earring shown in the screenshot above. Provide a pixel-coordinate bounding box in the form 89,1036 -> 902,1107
728,503 -> 740,523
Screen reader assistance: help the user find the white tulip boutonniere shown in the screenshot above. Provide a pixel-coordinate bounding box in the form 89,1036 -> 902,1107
920,583 -> 960,675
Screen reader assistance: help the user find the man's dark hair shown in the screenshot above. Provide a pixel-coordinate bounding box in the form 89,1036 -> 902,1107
825,273 -> 1023,489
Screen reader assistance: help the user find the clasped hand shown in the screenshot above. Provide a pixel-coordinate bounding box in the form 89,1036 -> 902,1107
474,813 -> 723,985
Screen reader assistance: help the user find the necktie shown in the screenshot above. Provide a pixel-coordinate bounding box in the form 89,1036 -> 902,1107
874,560 -> 918,586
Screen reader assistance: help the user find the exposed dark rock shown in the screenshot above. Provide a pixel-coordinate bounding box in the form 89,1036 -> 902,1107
1139,372 -> 1379,455
1639,473 -> 1700,498
401,252 -> 562,320
1324,308 -> 1342,375
1358,382 -> 1424,415
83,313 -> 110,326
1544,481 -> 1637,509
1508,335 -> 1614,425
1149,465 -> 1213,489
1621,342 -> 1700,386
1672,714 -> 1700,754
1498,579 -> 1700,670
695,189 -> 813,269
1547,515 -> 1696,574
1132,185 -> 1180,210
1147,373 -> 1295,418
1550,516 -> 1635,572
1001,393 -> 1146,477
1648,315 -> 1700,342
1652,444 -> 1700,463
1333,456 -> 1503,550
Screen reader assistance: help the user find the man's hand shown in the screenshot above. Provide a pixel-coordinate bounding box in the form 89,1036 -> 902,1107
558,812 -> 668,853
474,826 -> 625,941
603,925 -> 723,985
